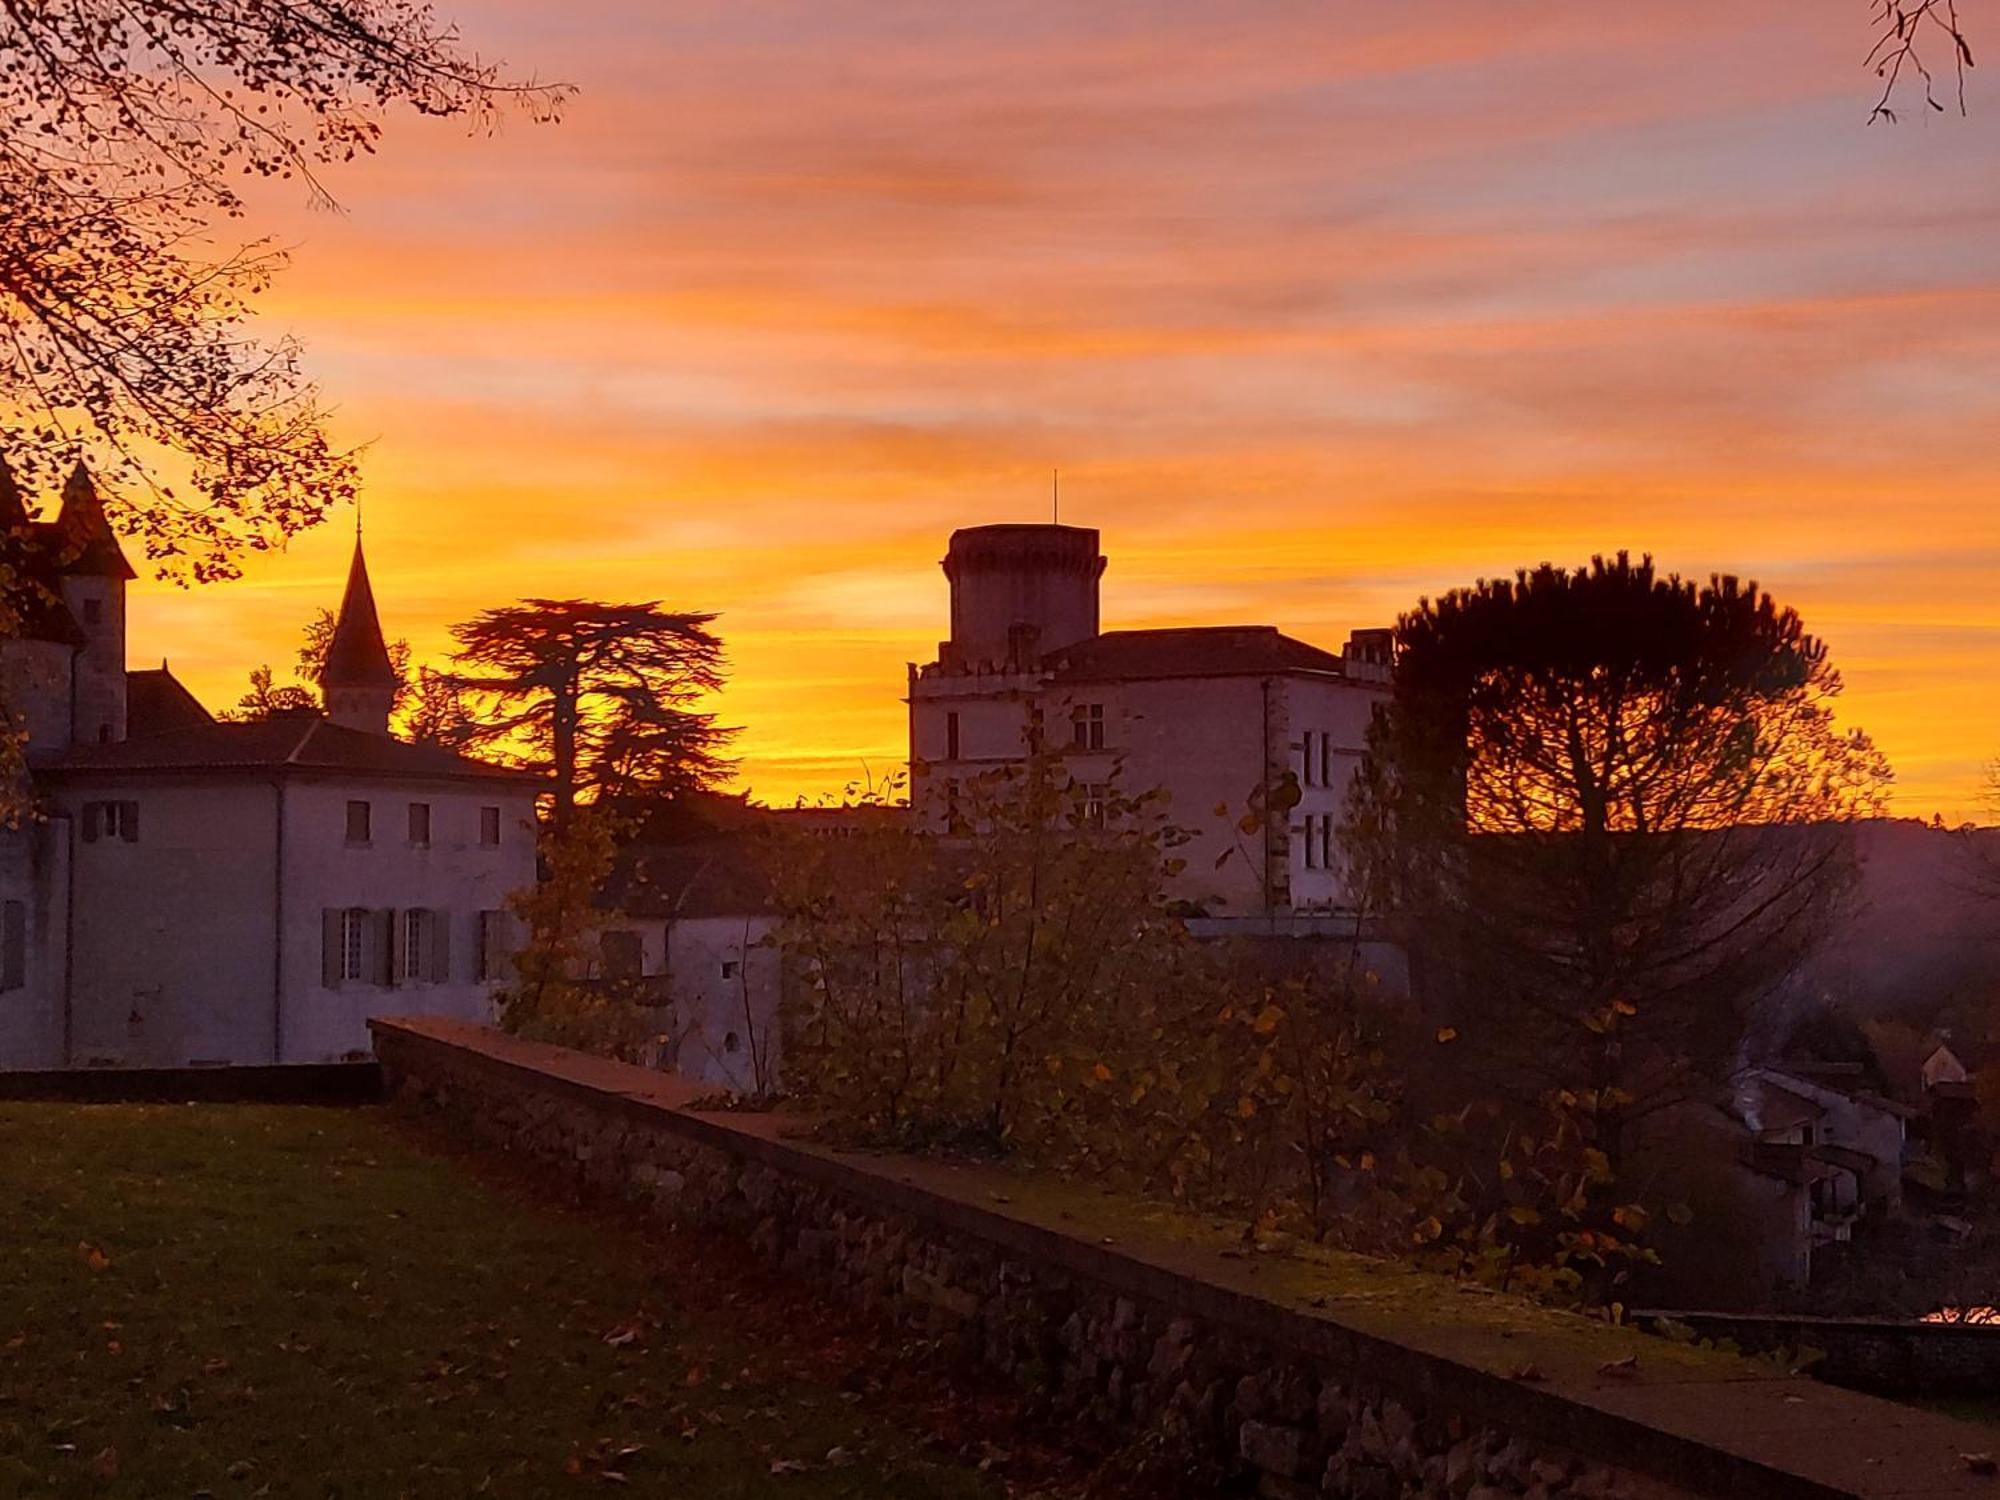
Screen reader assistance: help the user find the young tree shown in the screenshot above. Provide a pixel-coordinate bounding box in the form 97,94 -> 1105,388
498,807 -> 655,1060
0,4 -> 563,579
222,607 -> 411,723
1348,554 -> 1893,1159
448,600 -> 735,823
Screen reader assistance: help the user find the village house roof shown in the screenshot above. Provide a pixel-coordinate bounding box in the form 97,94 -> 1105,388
322,537 -> 400,690
600,835 -> 777,920
37,714 -> 536,785
126,665 -> 216,738
1042,625 -> 1350,684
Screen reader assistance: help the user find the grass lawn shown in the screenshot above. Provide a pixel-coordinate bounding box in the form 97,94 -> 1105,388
0,1103 -> 1039,1499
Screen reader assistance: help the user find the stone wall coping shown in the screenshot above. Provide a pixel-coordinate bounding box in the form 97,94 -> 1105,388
1643,1310 -> 2000,1339
370,1016 -> 2000,1500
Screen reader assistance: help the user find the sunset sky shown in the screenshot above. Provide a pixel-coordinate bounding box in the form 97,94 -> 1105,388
111,1 -> 2000,818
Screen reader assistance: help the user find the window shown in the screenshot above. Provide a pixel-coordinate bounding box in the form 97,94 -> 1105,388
1320,814 -> 1335,873
1303,814 -> 1320,870
479,805 -> 502,846
1302,731 -> 1335,788
1071,702 -> 1105,751
1,900 -> 24,991
401,909 -> 430,982
601,929 -> 643,980
81,597 -> 102,626
340,907 -> 370,983
1081,782 -> 1108,828
720,959 -> 741,981
407,802 -> 431,847
345,800 -> 372,845
476,909 -> 510,983
81,801 -> 138,843
945,711 -> 961,760
724,1031 -> 742,1055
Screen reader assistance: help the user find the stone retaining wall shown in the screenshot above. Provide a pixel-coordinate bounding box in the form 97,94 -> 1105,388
371,1018 -> 2000,1500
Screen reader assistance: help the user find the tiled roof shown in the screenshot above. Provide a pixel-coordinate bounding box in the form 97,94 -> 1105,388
601,835 -> 777,919
1043,626 -> 1349,683
126,667 -> 215,738
37,714 -> 537,784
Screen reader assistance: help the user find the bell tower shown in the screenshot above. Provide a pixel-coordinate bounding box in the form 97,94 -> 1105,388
321,530 -> 398,735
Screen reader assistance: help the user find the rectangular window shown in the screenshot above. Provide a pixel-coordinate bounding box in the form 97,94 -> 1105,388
1320,733 -> 1333,788
945,711 -> 960,760
1321,814 -> 1335,873
81,801 -> 139,844
1,900 -> 24,991
1071,702 -> 1105,751
407,802 -> 431,847
1082,782 -> 1108,828
479,805 -> 501,846
720,959 -> 741,981
1302,731 -> 1317,787
1302,815 -> 1319,870
82,597 -> 102,626
401,908 -> 428,982
345,800 -> 372,845
341,907 -> 369,983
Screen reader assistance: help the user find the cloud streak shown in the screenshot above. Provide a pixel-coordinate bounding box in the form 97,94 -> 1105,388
123,0 -> 2000,819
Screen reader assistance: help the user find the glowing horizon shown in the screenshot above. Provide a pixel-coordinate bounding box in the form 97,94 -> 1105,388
108,1 -> 2000,820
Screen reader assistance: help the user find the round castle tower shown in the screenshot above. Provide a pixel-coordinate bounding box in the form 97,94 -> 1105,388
940,523 -> 1105,672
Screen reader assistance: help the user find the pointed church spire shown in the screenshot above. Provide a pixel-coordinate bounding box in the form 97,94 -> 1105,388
322,530 -> 398,734
53,461 -> 135,579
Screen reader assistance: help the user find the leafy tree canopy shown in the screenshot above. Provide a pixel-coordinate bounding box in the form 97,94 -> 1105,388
0,3 -> 563,579
448,599 -> 735,819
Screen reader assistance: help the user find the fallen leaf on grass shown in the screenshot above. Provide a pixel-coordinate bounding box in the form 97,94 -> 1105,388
1596,1355 -> 1639,1379
85,1446 -> 118,1482
1964,1453 -> 1998,1476
75,1243 -> 110,1273
1508,1363 -> 1546,1383
602,1324 -> 641,1349
769,1458 -> 807,1475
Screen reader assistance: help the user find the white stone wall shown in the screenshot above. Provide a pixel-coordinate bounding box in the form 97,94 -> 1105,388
46,772 -> 537,1067
59,777 -> 282,1066
913,666 -> 1383,918
665,913 -> 781,1092
59,574 -> 126,746
279,778 -> 538,1062
0,819 -> 70,1068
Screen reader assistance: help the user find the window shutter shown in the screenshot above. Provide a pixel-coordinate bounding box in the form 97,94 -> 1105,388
82,804 -> 99,843
430,910 -> 452,984
2,900 -> 25,990
372,909 -> 395,987
322,908 -> 343,989
120,801 -> 139,843
388,908 -> 408,986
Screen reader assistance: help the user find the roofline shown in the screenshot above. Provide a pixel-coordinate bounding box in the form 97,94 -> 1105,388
35,759 -> 544,788
1048,664 -> 1364,686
